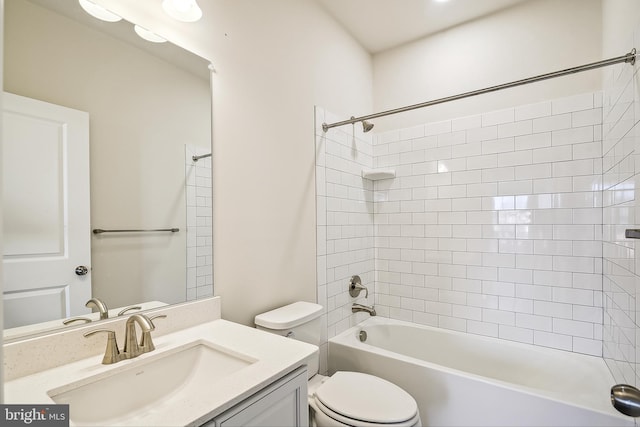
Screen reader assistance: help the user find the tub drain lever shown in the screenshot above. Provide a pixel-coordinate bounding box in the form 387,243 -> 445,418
612,384 -> 640,417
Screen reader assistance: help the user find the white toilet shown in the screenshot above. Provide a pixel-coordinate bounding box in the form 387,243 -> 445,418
255,301 -> 422,427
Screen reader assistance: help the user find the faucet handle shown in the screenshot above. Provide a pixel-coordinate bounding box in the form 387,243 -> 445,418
148,314 -> 167,326
84,329 -> 122,364
117,306 -> 142,316
140,315 -> 167,352
63,316 -> 92,325
349,275 -> 369,298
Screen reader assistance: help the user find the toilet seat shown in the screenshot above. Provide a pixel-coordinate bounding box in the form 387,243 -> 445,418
313,371 -> 419,426
312,397 -> 421,427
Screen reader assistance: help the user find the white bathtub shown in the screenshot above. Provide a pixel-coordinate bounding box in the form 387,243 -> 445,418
328,317 -> 632,427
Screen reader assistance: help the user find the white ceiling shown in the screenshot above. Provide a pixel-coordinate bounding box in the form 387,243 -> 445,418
315,0 -> 528,53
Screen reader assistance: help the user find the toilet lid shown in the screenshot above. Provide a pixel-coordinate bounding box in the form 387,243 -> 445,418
314,371 -> 418,424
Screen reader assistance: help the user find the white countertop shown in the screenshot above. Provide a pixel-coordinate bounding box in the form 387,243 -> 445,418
4,318 -> 318,426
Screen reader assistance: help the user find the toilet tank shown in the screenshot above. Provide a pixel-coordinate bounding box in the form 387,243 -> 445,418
254,301 -> 323,377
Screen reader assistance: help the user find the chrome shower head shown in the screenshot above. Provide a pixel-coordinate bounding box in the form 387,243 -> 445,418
350,116 -> 375,133
362,120 -> 374,133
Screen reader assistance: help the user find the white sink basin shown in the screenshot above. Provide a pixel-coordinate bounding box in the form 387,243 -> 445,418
48,340 -> 257,426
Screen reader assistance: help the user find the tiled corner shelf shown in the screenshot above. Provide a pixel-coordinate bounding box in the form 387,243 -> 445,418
361,168 -> 396,180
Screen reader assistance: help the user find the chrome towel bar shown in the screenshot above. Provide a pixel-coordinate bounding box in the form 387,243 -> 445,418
93,228 -> 179,234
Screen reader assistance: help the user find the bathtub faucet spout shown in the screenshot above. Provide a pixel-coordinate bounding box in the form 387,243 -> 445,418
352,303 -> 376,316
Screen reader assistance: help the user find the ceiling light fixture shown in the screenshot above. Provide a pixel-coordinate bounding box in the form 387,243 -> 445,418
162,0 -> 202,23
134,25 -> 167,43
78,0 -> 122,22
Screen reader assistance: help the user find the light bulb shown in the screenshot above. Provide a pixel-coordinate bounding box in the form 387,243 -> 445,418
134,25 -> 167,43
173,0 -> 192,13
78,0 -> 122,22
162,0 -> 202,23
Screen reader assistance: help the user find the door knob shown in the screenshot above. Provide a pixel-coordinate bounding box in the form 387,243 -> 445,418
75,266 -> 89,276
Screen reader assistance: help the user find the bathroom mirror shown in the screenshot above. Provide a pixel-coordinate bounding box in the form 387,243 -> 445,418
2,0 -> 213,340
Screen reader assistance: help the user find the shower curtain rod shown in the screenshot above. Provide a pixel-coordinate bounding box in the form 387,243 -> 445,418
192,153 -> 212,162
322,49 -> 637,132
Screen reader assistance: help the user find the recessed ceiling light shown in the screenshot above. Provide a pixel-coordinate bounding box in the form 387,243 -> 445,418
162,0 -> 203,23
78,0 -> 122,22
134,25 -> 167,43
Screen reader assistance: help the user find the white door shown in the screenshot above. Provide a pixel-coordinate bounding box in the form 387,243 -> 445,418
2,92 -> 91,328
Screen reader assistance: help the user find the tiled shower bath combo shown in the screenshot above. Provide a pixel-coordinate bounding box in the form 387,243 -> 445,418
316,31 -> 640,392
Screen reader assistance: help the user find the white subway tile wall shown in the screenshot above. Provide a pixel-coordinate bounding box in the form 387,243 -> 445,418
367,90 -> 604,356
602,30 -> 640,387
185,145 -> 213,301
317,95 -> 604,360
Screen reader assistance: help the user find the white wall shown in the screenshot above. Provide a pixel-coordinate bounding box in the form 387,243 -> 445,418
94,0 -> 373,325
208,2 -> 372,326
602,0 -> 640,57
372,0 -> 603,132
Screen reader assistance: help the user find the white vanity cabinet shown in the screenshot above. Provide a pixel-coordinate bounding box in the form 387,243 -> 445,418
4,309 -> 319,427
201,366 -> 309,427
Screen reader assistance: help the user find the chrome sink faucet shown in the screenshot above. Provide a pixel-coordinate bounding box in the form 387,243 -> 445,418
123,314 -> 155,359
123,313 -> 167,358
84,313 -> 167,364
86,297 -> 109,320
